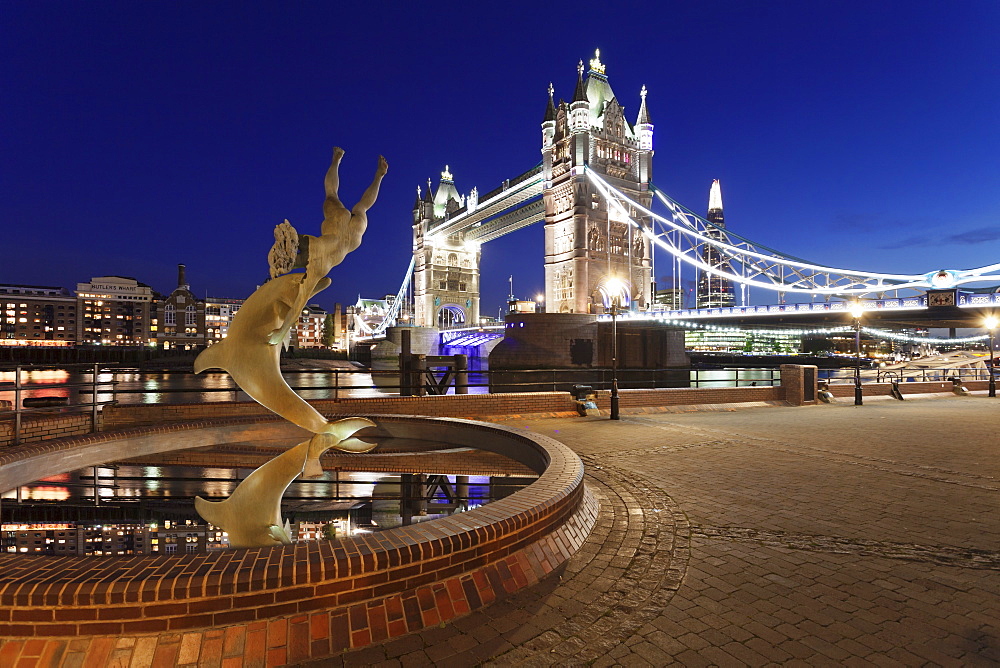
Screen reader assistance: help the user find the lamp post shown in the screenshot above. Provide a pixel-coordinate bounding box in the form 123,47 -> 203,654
536,294 -> 544,314
850,303 -> 864,406
606,279 -> 623,420
986,316 -> 997,398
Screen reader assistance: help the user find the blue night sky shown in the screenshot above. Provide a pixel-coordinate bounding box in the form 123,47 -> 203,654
3,1 -> 998,316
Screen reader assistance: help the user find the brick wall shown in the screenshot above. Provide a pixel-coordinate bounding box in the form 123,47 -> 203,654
0,412 -> 98,448
99,386 -> 792,432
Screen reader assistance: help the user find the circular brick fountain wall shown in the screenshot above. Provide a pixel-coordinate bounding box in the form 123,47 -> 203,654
0,415 -> 597,665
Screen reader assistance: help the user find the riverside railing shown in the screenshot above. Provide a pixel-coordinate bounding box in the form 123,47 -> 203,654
0,363 -> 118,445
2,365 -> 993,414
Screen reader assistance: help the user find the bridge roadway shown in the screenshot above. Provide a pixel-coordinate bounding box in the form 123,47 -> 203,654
426,166 -> 544,243
328,394 -> 999,666
641,293 -> 1000,329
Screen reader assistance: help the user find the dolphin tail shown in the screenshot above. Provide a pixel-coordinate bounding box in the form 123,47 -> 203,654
301,418 -> 376,477
194,495 -> 224,525
194,342 -> 228,374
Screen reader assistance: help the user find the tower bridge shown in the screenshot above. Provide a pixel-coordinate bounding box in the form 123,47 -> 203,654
353,50 -> 1000,339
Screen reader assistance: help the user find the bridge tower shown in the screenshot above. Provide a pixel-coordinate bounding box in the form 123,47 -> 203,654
411,167 -> 481,328
541,50 -> 653,314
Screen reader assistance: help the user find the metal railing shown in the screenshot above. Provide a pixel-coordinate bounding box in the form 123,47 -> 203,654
6,364 -> 990,423
869,367 -> 995,383
2,366 -> 783,408
0,363 -> 118,445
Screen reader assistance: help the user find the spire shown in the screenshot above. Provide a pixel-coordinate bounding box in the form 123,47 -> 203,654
543,82 -> 556,122
413,185 -> 422,211
708,179 -> 723,212
423,179 -> 433,202
588,48 -> 606,76
636,85 -> 651,125
572,59 -> 587,103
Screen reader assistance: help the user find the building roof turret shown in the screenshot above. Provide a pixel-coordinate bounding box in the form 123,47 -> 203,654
636,85 -> 652,125
543,82 -> 556,122
572,60 -> 587,103
433,166 -> 461,218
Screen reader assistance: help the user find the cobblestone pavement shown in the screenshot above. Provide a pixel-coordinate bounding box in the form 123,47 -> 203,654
329,396 -> 1000,666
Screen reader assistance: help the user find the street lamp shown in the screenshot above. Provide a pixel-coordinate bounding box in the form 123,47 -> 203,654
985,315 -> 997,397
606,279 -> 623,420
535,294 -> 544,314
850,302 -> 864,406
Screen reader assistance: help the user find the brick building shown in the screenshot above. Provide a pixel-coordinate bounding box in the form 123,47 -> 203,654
75,276 -> 153,345
294,304 -> 328,349
0,284 -> 77,347
151,265 -> 206,350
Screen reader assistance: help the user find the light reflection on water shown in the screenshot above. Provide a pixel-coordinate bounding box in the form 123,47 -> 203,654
3,464 -> 502,509
1,369 -> 392,406
0,369 -> 72,405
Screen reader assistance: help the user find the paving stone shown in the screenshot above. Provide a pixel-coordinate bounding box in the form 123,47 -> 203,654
322,399 -> 1000,666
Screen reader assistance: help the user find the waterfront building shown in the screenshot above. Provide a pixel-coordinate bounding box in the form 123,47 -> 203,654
686,328 -> 801,354
204,296 -> 242,345
75,276 -> 154,345
654,287 -> 684,311
542,50 -> 653,314
696,180 -> 736,308
0,284 -> 77,347
151,265 -> 206,350
293,304 -> 328,349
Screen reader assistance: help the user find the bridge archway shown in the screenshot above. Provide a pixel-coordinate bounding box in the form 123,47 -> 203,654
437,304 -> 467,328
597,278 -> 631,311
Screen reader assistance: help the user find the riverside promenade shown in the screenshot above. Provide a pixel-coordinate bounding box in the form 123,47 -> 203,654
334,395 -> 1000,666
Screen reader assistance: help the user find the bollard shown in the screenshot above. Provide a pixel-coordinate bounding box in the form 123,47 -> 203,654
399,329 -> 412,397
817,380 -> 834,403
949,376 -> 970,396
454,354 -> 468,394
571,384 -> 597,416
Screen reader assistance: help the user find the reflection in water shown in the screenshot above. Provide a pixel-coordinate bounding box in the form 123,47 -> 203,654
690,368 -> 780,388
0,369 -> 71,406
2,457 -> 534,556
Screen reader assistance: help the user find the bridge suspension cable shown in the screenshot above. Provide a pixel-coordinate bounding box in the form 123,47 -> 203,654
585,167 -> 1000,297
352,256 -> 415,337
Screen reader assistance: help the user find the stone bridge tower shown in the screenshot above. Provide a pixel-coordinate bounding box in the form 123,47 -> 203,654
541,50 -> 654,313
411,167 -> 481,328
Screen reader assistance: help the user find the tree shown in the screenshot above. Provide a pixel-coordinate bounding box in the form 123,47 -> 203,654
322,313 -> 336,348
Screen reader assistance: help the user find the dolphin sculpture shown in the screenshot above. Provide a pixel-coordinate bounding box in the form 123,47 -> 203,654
193,273 -> 369,439
195,418 -> 375,548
